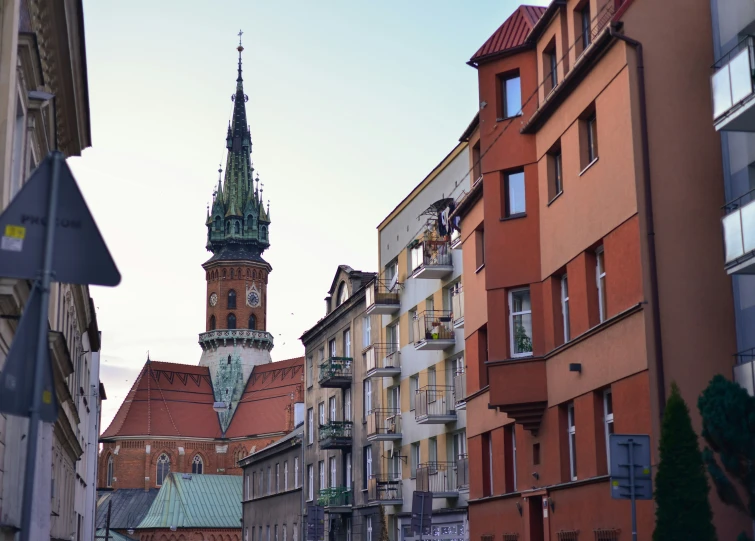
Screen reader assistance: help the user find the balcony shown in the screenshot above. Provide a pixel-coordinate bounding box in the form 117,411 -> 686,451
318,357 -> 353,388
409,239 -> 453,279
451,283 -> 464,329
450,229 -> 462,250
416,462 -> 458,498
722,190 -> 755,274
455,454 -> 469,491
415,386 -> 457,424
713,36 -> 755,132
488,358 -> 547,433
368,474 -> 403,505
198,328 -> 274,351
364,344 -> 401,378
412,310 -> 455,350
366,278 -> 402,315
453,372 -> 466,411
733,348 -> 755,396
317,487 -> 352,512
366,409 -> 402,442
318,421 -> 353,450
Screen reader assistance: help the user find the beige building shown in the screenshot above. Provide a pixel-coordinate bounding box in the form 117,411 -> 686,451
0,1 -> 104,541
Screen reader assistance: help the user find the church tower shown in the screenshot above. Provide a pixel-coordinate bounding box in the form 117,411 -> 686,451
199,35 -> 273,431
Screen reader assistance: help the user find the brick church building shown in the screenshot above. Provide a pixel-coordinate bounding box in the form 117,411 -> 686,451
96,37 -> 303,539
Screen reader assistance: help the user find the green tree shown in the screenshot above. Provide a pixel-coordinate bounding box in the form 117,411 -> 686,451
698,374 -> 755,541
654,382 -> 717,541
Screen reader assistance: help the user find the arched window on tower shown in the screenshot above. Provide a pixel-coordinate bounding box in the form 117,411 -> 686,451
192,455 -> 203,474
228,290 -> 236,309
249,314 -> 256,330
230,269 -> 234,279
227,313 -> 236,329
209,315 -> 216,331
247,215 -> 253,229
223,269 -> 227,279
106,455 -> 114,488
261,226 -> 267,241
156,453 -> 170,486
247,269 -> 251,278
235,221 -> 240,234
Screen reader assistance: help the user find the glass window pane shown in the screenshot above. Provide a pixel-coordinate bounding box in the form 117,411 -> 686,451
504,76 -> 521,117
512,313 -> 532,354
730,48 -> 753,105
512,290 -> 531,313
507,172 -> 526,215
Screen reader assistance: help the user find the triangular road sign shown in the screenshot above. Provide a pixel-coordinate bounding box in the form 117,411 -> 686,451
0,153 -> 120,286
0,286 -> 58,422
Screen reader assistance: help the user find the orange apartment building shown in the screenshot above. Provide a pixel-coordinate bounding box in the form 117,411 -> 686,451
454,0 -> 750,540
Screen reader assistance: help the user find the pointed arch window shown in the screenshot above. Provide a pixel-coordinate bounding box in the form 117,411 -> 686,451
156,453 -> 170,486
223,269 -> 227,279
214,217 -> 220,231
249,314 -> 257,330
235,221 -> 240,234
231,269 -> 235,279
106,455 -> 114,487
228,290 -> 237,309
247,269 -> 251,278
228,313 -> 237,329
209,315 -> 216,331
192,455 -> 204,474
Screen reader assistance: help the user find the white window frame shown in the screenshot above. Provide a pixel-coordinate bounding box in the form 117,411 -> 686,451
596,247 -> 606,323
344,329 -> 351,358
330,456 -> 337,488
106,455 -> 114,488
344,388 -> 352,421
329,396 -> 337,422
329,338 -> 336,359
319,460 -> 326,490
561,274 -> 570,342
363,316 -> 371,347
346,452 -> 352,488
411,443 -> 420,478
276,463 -> 280,492
295,457 -> 300,488
604,389 -> 614,464
367,516 -> 373,541
307,408 -> 314,445
364,379 -> 372,419
511,427 -> 517,490
319,402 -> 325,426
284,461 -> 289,491
307,465 -> 314,501
568,403 -> 577,481
366,446 -> 373,480
508,288 -> 533,358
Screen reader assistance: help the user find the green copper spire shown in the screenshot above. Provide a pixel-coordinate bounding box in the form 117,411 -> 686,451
206,32 -> 271,260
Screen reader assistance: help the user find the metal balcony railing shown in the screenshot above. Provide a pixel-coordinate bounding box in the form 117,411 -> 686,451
317,487 -> 352,507
415,386 -> 456,423
453,372 -> 466,407
364,343 -> 401,377
368,474 -> 403,503
409,239 -> 453,277
713,35 -> 755,121
412,311 -> 454,348
451,283 -> 464,327
366,409 -> 402,441
366,277 -> 402,314
416,462 -> 458,496
318,421 -> 353,449
455,454 -> 469,490
722,188 -> 755,272
318,357 -> 353,388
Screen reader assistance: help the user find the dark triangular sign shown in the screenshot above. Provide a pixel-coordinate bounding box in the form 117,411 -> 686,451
0,152 -> 121,286
0,286 -> 58,422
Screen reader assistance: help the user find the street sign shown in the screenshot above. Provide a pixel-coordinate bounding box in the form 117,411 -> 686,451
0,286 -> 57,422
411,491 -> 432,535
609,434 -> 652,541
0,153 -> 121,286
306,505 -> 324,541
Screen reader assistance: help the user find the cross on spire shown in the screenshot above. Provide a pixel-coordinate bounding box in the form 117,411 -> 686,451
238,29 -> 243,46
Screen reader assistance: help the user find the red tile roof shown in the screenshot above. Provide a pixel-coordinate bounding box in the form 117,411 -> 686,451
469,5 -> 546,64
101,357 -> 305,440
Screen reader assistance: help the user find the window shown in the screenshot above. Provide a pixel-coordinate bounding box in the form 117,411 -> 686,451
366,517 -> 373,541
306,357 -> 313,388
410,375 -> 418,410
363,316 -> 371,347
209,315 -> 216,331
387,321 -> 399,350
343,329 -> 351,358
568,403 -> 577,480
580,4 -> 592,51
511,426 -> 517,490
283,526 -> 287,541
268,466 -> 272,494
251,472 -> 256,498
276,463 -> 280,492
337,282 -> 349,306
409,309 -> 417,343
258,469 -> 263,495
295,457 -> 300,488
533,443 -> 541,466
228,289 -> 237,309
509,289 -> 533,357
587,114 -> 598,163
267,526 -> 270,541
548,147 -> 563,201
156,453 -> 170,486
475,228 -> 485,270
330,456 -> 337,487
344,388 -> 352,421
235,221 -> 240,234
106,455 -> 114,487
307,408 -> 314,444
275,526 -> 279,541
192,454 -> 203,474
364,379 -> 372,420
604,389 -> 614,463
561,275 -> 570,343
319,460 -> 326,490
388,385 -> 400,411
472,142 -> 482,183
501,73 -> 522,119
363,446 -> 372,489
329,396 -> 336,422
345,452 -> 353,489
410,443 -> 420,478
249,314 -> 256,330
227,313 -> 236,330
346,518 -> 352,541
488,433 -> 494,495
429,437 -> 437,464
596,247 -> 606,322
319,402 -> 325,427
284,462 -> 289,490
544,40 -> 558,93
503,171 -> 526,217
307,465 -> 314,500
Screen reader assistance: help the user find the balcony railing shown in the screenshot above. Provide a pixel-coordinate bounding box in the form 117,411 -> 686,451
712,35 -> 755,131
416,462 -> 458,497
318,357 -> 353,388
364,343 -> 401,378
412,310 -> 455,350
734,348 -> 755,396
368,474 -> 403,504
450,228 -> 462,250
366,409 -> 402,442
409,239 -> 453,279
318,421 -> 353,450
453,372 -> 466,409
198,328 -> 274,351
415,385 -> 457,424
722,189 -> 755,274
456,454 -> 469,490
317,487 -> 352,509
366,278 -> 402,315
451,283 -> 464,328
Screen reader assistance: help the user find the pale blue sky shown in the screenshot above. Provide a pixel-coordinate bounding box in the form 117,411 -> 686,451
71,0 -> 548,428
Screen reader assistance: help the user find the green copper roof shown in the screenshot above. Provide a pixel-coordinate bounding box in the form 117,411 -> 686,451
137,473 -> 242,530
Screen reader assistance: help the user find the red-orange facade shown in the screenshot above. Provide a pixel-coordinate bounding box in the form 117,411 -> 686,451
457,1 -> 749,540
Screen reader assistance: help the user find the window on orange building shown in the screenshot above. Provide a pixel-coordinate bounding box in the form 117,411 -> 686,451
192,454 -> 203,474
499,72 -> 522,119
475,228 -> 485,270
561,274 -> 571,342
547,142 -> 563,202
509,288 -> 533,357
227,313 -> 236,330
503,170 -> 526,218
228,289 -> 237,309
596,246 -> 606,322
567,402 -> 577,480
604,389 -> 614,463
209,315 -> 216,331
543,38 -> 558,94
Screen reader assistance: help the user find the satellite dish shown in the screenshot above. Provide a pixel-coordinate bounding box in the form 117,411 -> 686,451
388,273 -> 399,292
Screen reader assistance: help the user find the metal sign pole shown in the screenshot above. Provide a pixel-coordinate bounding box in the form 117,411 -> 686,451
629,440 -> 637,541
18,152 -> 62,541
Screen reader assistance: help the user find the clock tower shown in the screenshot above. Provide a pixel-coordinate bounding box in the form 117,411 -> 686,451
198,36 -> 274,431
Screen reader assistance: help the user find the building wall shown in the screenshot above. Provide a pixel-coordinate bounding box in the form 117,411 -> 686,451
204,262 -> 269,332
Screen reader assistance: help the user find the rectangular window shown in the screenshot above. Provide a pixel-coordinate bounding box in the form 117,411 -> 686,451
388,385 -> 400,411
284,461 -> 289,490
343,329 -> 351,358
604,389 -> 614,464
366,517 -> 373,541
472,142 -> 482,183
363,446 -> 373,489
596,247 -> 606,322
319,402 -> 325,426
409,309 -> 417,343
267,526 -> 270,541
504,171 -> 526,217
307,408 -> 314,444
246,473 -> 250,500
581,5 -> 591,50
346,452 -> 352,488
548,148 -> 563,201
363,316 -> 371,347
544,40 -> 558,94
276,463 -> 280,492
344,388 -> 352,421
283,526 -> 287,541
295,457 -> 300,488
587,114 -> 598,163
275,525 -> 279,541
268,466 -> 272,494
410,375 -> 418,410
319,460 -> 326,490
509,288 -> 533,357
568,402 -> 577,480
364,379 -> 372,420
475,228 -> 485,270
488,434 -> 494,494
330,456 -> 337,488
429,436 -> 437,463
329,396 -> 337,422
252,472 -> 256,498
387,321 -> 399,350
329,338 -> 336,358
306,357 -> 313,388
501,74 -> 522,119
511,427 -> 517,490
561,275 -> 570,342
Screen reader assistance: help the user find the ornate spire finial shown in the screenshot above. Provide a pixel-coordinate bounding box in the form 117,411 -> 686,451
236,30 -> 244,82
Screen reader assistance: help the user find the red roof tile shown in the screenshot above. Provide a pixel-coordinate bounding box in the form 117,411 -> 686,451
469,5 -> 546,64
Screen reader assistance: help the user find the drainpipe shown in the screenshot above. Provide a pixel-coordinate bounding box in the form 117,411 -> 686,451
608,24 -> 667,417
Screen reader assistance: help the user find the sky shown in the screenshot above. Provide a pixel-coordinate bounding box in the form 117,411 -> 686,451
70,0 -> 548,431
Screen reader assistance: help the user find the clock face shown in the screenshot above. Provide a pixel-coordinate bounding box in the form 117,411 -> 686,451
247,290 -> 260,307
209,293 -> 218,307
